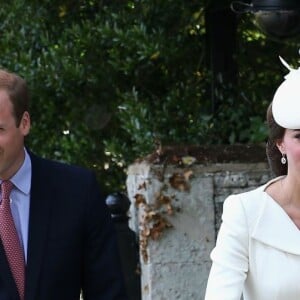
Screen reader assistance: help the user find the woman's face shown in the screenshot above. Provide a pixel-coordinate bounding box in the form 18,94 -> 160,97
277,129 -> 300,174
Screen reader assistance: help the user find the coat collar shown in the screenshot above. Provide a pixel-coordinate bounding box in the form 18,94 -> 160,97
0,241 -> 20,299
251,180 -> 300,255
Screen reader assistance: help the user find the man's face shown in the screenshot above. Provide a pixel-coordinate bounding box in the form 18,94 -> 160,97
0,89 -> 30,179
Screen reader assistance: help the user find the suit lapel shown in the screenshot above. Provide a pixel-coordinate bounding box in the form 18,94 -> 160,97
0,241 -> 20,299
24,154 -> 53,300
251,192 -> 300,255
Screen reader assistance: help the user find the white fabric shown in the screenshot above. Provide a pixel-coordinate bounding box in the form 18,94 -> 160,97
205,177 -> 300,300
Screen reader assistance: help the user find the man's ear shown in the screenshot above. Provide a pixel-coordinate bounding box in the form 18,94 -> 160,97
20,111 -> 31,135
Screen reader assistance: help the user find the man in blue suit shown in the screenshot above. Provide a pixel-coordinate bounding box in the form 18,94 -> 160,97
0,69 -> 127,299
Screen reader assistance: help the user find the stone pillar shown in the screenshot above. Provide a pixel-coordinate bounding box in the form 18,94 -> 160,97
127,160 -> 271,299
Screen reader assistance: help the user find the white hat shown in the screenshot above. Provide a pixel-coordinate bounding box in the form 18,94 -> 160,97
272,56 -> 300,129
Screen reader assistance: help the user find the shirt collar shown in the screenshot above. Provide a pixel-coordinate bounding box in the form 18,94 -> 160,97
9,148 -> 32,195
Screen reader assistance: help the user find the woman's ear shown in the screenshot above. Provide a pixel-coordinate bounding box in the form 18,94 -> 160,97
276,139 -> 285,154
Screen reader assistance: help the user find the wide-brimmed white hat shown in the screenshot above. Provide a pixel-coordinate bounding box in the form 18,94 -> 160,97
272,56 -> 300,129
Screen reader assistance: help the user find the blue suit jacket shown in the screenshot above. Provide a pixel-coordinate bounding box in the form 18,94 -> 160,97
0,152 -> 127,300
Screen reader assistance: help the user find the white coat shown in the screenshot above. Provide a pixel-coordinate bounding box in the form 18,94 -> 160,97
205,177 -> 300,300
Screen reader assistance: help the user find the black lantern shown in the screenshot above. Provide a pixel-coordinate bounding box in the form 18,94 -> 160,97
231,0 -> 300,39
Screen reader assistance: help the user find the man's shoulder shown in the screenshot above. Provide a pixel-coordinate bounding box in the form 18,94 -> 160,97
29,151 -> 94,179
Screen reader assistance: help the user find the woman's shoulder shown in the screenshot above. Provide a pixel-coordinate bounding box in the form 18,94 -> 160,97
225,183 -> 264,205
227,177 -> 282,205
222,178 -> 278,219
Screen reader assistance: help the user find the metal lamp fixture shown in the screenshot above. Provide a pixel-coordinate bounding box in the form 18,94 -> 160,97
231,0 -> 300,39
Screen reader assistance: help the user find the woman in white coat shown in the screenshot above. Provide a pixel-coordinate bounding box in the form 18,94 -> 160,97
205,58 -> 300,300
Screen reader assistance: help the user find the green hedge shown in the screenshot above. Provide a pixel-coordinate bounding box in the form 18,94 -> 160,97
0,1 -> 298,192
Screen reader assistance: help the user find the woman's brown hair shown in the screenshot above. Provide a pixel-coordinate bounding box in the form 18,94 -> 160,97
266,103 -> 287,176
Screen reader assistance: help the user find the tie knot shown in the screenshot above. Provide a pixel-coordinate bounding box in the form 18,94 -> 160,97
1,181 -> 13,200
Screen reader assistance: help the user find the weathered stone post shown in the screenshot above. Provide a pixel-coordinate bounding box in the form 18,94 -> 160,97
126,145 -> 271,299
